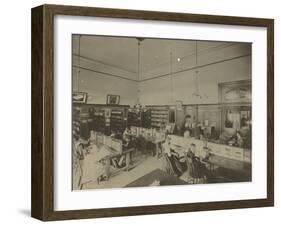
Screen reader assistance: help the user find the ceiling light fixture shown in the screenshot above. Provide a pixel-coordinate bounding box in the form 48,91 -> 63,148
192,40 -> 208,100
170,51 -> 174,104
77,35 -> 81,92
135,37 -> 145,107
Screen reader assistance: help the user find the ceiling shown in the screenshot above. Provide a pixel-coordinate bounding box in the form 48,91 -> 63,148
72,35 -> 241,76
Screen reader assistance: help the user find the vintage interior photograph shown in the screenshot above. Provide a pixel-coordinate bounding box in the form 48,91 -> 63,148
72,35 -> 252,190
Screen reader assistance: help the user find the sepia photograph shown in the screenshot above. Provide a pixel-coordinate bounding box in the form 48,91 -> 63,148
72,34 -> 252,191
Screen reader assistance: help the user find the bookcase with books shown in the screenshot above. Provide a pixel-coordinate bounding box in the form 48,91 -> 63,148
150,107 -> 169,129
141,109 -> 151,128
92,109 -> 106,133
128,109 -> 141,127
110,109 -> 125,133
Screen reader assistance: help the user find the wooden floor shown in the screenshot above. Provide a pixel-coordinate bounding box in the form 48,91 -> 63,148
78,149 -> 251,190
81,153 -> 164,190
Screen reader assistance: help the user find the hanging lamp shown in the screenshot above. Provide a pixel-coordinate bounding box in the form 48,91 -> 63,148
170,51 -> 174,103
192,40 -> 208,100
135,37 -> 145,108
77,35 -> 81,92
168,51 -> 176,106
192,40 -> 201,99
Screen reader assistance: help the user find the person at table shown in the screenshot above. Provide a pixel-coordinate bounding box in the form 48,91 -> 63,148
201,146 -> 212,169
74,136 -> 90,161
228,130 -> 243,147
111,155 -> 126,169
183,129 -> 191,138
110,130 -> 117,139
185,144 -> 196,179
122,126 -> 132,148
162,136 -> 185,177
182,115 -> 193,136
186,144 -> 211,183
123,126 -> 131,141
72,135 -> 83,189
73,135 -> 90,189
235,130 -> 244,147
185,143 -> 204,181
173,124 -> 182,136
160,121 -> 166,133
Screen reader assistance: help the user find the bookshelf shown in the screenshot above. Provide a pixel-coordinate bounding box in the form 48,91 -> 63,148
141,109 -> 151,128
92,109 -> 106,133
110,109 -> 125,133
150,107 -> 169,128
128,109 -> 141,127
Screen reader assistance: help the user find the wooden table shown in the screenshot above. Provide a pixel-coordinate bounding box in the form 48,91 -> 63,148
103,147 -> 135,178
125,169 -> 187,188
130,133 -> 165,158
147,138 -> 164,158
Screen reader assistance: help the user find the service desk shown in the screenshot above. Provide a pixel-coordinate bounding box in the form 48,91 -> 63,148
169,135 -> 251,163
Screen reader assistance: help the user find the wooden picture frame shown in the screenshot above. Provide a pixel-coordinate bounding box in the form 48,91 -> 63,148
32,4 -> 274,221
106,94 -> 120,105
219,80 -> 251,104
73,92 -> 87,103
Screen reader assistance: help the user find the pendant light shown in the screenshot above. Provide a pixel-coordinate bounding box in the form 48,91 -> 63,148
193,40 -> 201,99
192,40 -> 208,100
169,51 -> 174,104
135,37 -> 145,108
77,35 -> 81,92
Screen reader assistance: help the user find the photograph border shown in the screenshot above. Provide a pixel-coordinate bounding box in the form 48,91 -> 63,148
31,4 -> 274,221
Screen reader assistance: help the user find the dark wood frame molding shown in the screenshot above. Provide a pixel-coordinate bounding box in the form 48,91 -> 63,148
31,4 -> 274,221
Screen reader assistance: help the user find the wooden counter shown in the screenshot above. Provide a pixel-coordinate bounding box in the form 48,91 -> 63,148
169,135 -> 251,163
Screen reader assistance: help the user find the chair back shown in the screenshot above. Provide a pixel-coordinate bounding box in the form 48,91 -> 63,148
162,153 -> 176,176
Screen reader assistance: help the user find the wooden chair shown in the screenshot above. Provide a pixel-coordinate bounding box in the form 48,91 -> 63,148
185,152 -> 207,184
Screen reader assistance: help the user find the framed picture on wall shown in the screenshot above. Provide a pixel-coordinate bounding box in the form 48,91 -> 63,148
72,92 -> 87,103
219,80 -> 252,103
32,4 -> 274,221
106,94 -> 120,105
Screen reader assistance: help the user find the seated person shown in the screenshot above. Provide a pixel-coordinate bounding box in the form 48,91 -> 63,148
111,154 -> 126,169
235,130 -> 244,147
73,136 -> 106,187
160,122 -> 166,132
181,114 -> 193,136
185,144 -> 196,178
85,156 -> 106,185
219,130 -> 233,144
183,129 -> 191,138
74,136 -> 90,160
110,130 -> 117,139
162,136 -> 186,177
210,126 -> 219,140
123,127 -> 131,141
72,135 -> 83,189
201,146 -> 212,170
186,144 -> 209,182
202,146 -> 211,160
123,127 -> 134,149
173,124 -> 182,136
228,130 -> 243,147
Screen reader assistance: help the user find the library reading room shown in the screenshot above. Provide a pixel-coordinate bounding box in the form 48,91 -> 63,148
72,35 -> 252,190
